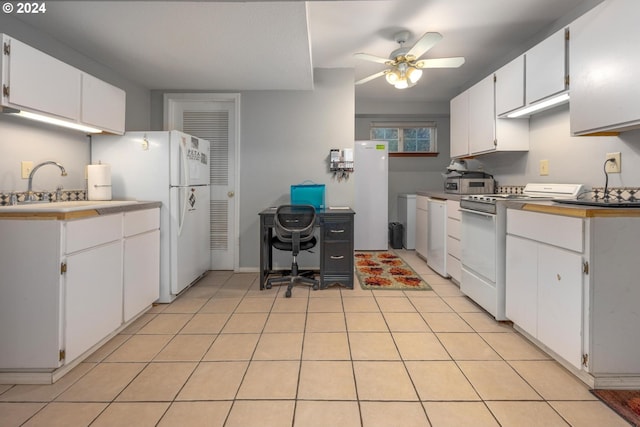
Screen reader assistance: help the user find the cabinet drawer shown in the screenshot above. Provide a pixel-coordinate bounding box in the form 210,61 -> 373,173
65,214 -> 122,254
507,209 -> 583,252
323,220 -> 352,241
124,208 -> 160,237
447,236 -> 460,259
446,200 -> 461,220
323,242 -> 352,271
416,195 -> 429,211
446,217 -> 461,240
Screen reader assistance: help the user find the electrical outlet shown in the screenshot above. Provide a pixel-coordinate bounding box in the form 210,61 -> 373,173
605,152 -> 621,173
21,161 -> 33,179
539,159 -> 549,176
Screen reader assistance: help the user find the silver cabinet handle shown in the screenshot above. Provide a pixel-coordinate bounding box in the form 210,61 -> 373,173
330,255 -> 345,260
330,229 -> 345,233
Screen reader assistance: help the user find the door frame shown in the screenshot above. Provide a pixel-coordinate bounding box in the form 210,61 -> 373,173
163,92 -> 241,271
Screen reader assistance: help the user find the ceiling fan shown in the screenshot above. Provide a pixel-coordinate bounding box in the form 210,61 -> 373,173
355,31 -> 465,89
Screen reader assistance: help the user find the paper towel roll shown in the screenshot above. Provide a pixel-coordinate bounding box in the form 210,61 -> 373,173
87,164 -> 112,201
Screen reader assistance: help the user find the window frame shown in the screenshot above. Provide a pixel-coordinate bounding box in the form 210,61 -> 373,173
369,121 -> 439,157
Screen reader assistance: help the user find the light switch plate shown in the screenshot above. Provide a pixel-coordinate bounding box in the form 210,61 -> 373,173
21,161 -> 33,179
539,159 -> 549,176
605,152 -> 621,173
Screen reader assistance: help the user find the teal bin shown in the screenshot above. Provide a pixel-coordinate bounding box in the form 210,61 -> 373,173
291,184 -> 325,210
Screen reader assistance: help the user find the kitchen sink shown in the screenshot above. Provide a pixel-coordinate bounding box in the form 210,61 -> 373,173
0,200 -> 138,213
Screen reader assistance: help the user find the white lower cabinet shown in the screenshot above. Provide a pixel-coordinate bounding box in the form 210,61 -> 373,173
415,195 -> 428,259
0,207 -> 160,382
445,200 -> 461,283
506,208 -> 640,388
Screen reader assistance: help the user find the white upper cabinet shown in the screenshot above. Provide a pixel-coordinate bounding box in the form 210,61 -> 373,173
495,55 -> 525,116
2,35 -> 81,121
81,73 -> 126,134
468,74 -> 496,154
526,28 -> 568,104
570,0 -> 640,135
450,90 -> 469,158
1,33 -> 125,134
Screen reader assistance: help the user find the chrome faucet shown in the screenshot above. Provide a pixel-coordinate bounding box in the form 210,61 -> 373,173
26,161 -> 67,202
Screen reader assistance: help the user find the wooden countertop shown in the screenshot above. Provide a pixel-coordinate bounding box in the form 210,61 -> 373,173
515,201 -> 640,218
0,201 -> 162,221
416,191 -> 462,202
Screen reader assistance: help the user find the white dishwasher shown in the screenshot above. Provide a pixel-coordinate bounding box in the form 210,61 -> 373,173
427,197 -> 448,277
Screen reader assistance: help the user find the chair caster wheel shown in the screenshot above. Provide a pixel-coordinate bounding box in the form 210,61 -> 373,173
285,289 -> 292,298
265,284 -> 272,289
312,284 -> 319,291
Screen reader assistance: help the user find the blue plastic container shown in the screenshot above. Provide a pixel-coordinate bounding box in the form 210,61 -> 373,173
291,183 -> 325,210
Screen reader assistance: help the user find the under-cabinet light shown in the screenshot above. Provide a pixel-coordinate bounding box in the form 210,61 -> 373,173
506,92 -> 570,118
9,110 -> 103,133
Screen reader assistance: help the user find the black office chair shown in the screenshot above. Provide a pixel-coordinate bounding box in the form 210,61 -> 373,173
266,204 -> 320,297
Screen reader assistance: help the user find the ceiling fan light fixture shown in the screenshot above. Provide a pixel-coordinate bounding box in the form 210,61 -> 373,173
385,69 -> 400,84
394,79 -> 409,89
407,67 -> 423,84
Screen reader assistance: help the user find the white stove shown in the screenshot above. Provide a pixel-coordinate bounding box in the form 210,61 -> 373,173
459,183 -> 584,320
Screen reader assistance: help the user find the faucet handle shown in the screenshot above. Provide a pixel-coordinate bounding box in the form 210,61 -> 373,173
56,185 -> 64,201
9,192 -> 18,206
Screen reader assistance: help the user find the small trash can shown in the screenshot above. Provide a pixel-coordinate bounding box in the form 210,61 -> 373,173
389,222 -> 403,249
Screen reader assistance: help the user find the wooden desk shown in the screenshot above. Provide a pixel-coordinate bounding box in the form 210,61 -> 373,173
258,207 -> 355,290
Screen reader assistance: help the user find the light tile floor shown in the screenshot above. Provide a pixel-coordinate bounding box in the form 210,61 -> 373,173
0,250 -> 631,426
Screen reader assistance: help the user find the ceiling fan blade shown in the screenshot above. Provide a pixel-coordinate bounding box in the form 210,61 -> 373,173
407,32 -> 443,59
354,53 -> 391,65
355,70 -> 387,85
415,57 -> 466,69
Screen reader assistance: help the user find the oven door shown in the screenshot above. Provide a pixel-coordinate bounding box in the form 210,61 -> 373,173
460,208 -> 496,282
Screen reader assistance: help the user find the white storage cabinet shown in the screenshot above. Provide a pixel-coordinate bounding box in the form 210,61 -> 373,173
397,194 -> 416,250
415,195 -> 429,259
450,91 -> 469,158
426,198 -> 448,277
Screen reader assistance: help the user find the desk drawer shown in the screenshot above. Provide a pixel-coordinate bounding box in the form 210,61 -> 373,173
322,241 -> 352,271
323,220 -> 352,241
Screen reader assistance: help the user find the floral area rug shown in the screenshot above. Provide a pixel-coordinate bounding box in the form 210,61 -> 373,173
355,251 -> 431,290
592,389 -> 640,426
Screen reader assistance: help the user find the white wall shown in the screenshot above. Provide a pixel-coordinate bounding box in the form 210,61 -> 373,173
478,105 -> 640,189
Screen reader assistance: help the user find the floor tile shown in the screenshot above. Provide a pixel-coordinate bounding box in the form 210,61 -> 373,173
90,402 -> 169,427
202,333 -> 260,361
220,312 -> 268,333
263,313 -> 306,332
154,334 -> 216,361
408,296 -> 453,312
437,333 -> 502,360
423,401 -> 500,427
423,312 -> 474,332
305,312 -> 346,332
441,296 -> 483,313
0,402 -> 46,427
486,401 -> 570,427
342,296 -> 379,312
157,401 -> 232,427
179,284 -> 220,299
302,332 -> 351,360
480,332 -> 551,360
253,332 -> 304,360
176,361 -> 248,400
375,296 -> 417,312
307,297 -> 343,312
119,313 -> 156,334
458,360 -> 542,400
293,400 -> 361,427
161,297 -> 208,313
298,361 -> 357,400
225,400 -> 295,427
56,363 -> 145,402
458,312 -> 514,332
116,362 -> 197,401
345,312 -> 389,332
104,334 -> 173,362
271,296 -> 309,313
84,334 -> 130,362
392,332 -> 450,360
349,332 -> 401,360
0,363 -> 94,402
236,360 -> 300,399
405,361 -> 480,401
549,400 -> 631,427
199,297 -> 241,313
509,360 -> 596,400
234,297 -> 275,313
179,313 -> 230,334
360,401 -> 430,427
21,402 -> 106,427
353,361 -> 418,401
384,312 -> 431,332
137,313 -> 194,334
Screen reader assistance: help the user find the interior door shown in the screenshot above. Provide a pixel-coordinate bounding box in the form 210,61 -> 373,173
165,95 -> 238,270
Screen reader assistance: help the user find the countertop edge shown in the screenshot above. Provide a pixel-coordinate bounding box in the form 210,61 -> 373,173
0,201 -> 162,220
517,201 -> 640,218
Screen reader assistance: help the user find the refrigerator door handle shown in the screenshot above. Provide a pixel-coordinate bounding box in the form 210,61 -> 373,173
178,143 -> 191,237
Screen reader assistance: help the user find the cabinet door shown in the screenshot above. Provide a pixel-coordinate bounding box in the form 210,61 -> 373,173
415,196 -> 429,258
496,55 -> 525,115
124,230 -> 160,322
526,28 -> 567,104
570,0 -> 640,135
468,75 -> 495,154
65,241 -> 123,363
81,73 -> 126,134
537,245 -> 583,369
505,235 -> 538,337
450,91 -> 469,158
5,36 -> 80,121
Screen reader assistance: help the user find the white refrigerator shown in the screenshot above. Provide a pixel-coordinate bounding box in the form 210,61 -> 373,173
92,131 -> 211,302
354,140 -> 388,250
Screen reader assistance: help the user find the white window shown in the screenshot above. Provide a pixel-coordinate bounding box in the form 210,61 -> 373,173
370,122 -> 437,156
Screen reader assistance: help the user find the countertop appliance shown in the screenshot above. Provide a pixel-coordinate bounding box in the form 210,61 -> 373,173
354,140 -> 388,250
92,131 -> 211,303
443,160 -> 494,194
459,183 -> 584,320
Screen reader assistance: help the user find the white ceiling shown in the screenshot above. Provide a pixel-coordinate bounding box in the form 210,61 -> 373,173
16,0 -> 597,104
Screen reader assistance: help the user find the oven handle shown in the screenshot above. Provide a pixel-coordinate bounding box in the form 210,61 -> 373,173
459,207 -> 496,218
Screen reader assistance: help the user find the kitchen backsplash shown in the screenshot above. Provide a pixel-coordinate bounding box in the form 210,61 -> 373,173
495,185 -> 639,201
0,189 -> 87,206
